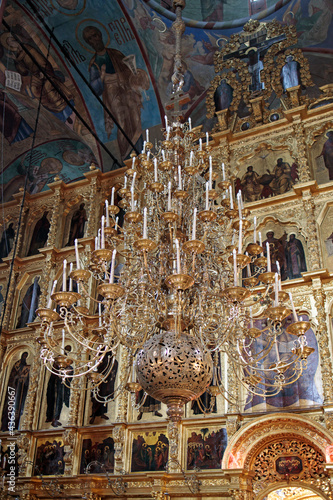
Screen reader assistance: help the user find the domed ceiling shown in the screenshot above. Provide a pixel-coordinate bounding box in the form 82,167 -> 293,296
0,0 -> 332,199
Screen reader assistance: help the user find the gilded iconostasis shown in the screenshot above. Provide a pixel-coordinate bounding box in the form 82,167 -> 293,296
1,1 -> 333,499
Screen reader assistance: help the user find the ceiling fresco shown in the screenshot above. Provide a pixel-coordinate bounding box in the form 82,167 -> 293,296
0,0 -> 332,199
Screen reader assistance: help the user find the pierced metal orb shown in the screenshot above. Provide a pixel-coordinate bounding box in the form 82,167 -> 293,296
136,331 -> 213,420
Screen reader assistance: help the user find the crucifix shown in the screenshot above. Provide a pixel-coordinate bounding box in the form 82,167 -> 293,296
165,91 -> 191,122
223,31 -> 286,93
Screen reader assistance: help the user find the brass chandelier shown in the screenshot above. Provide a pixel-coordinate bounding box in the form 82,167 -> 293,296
36,1 -> 314,422
36,118 -> 313,421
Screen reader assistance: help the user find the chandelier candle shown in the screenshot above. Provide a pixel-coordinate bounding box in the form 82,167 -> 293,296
74,239 -> 80,269
105,200 -> 110,227
111,187 -> 115,206
229,185 -> 234,209
209,157 -> 213,189
233,248 -> 238,286
192,208 -> 197,240
143,207 -> 148,239
154,158 -> 158,182
178,165 -> 182,190
238,220 -> 243,254
62,329 -> 65,355
254,216 -> 257,243
266,242 -> 271,272
101,216 -> 105,249
63,259 -> 67,292
289,292 -> 298,322
222,162 -> 225,181
168,182 -> 172,211
274,273 -> 279,307
109,249 -> 117,284
47,280 -> 57,308
175,239 -> 181,274
69,263 -> 73,292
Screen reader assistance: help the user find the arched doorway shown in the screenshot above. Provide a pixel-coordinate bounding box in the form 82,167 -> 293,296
223,413 -> 333,500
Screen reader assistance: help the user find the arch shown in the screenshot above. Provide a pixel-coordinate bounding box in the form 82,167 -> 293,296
223,413 -> 333,470
258,483 -> 328,500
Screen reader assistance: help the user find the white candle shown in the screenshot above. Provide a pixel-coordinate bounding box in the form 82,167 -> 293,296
97,229 -> 101,249
101,216 -> 105,249
190,150 -> 193,166
259,231 -> 262,246
131,187 -> 135,211
166,126 -> 170,141
124,176 -> 127,189
143,207 -> 147,238
165,115 -> 168,129
146,129 -> 149,143
47,280 -> 57,309
205,182 -> 209,211
266,242 -> 271,272
98,303 -> 102,327
178,165 -> 182,190
175,239 -> 181,274
254,216 -> 257,243
237,192 -> 242,220
238,219 -> 243,254
111,187 -> 115,206
188,117 -> 192,130
95,236 -> 98,250
233,248 -> 237,286
74,239 -> 80,269
289,292 -> 298,322
109,249 -> 117,284
62,328 -> 65,354
132,156 -> 135,168
115,217 -> 119,231
229,186 -> 234,209
162,150 -> 166,162
192,208 -> 197,240
276,260 -> 280,275
69,262 -> 73,291
274,273 -> 279,307
131,171 -> 137,190
168,181 -> 172,211
250,306 -> 253,328
206,132 -> 209,147
222,162 -> 225,181
63,259 -> 67,292
199,138 -> 202,151
154,158 -> 158,182
105,200 -> 110,227
209,157 -> 213,189
142,141 -> 146,153
247,261 -> 251,277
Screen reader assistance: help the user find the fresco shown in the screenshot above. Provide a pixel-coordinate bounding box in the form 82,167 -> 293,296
320,205 -> 333,272
1,350 -> 31,432
234,150 -> 299,202
131,430 -> 169,472
34,438 -> 65,476
0,139 -> 96,202
244,313 -> 323,412
311,130 -> 333,185
0,0 -> 332,188
186,426 -> 227,470
80,435 -> 114,474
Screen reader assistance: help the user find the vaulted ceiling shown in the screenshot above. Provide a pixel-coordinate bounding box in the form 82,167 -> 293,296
0,0 -> 332,200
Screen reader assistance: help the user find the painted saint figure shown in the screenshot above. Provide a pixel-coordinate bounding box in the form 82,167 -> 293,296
281,55 -> 301,91
285,233 -> 307,279
89,355 -> 118,424
263,231 -> 287,280
17,276 -> 41,328
214,78 -> 233,112
83,26 -> 149,160
46,350 -> 73,427
27,212 -> 50,256
240,166 -> 263,202
318,131 -> 333,180
67,203 -> 87,246
1,352 -> 30,431
268,158 -> 294,195
0,223 -> 15,260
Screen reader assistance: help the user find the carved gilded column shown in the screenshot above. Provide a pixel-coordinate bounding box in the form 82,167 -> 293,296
84,168 -> 101,238
226,362 -> 241,414
293,120 -> 311,183
17,433 -> 32,477
302,190 -> 321,270
62,427 -> 76,476
37,252 -> 56,309
46,183 -> 63,248
167,420 -> 181,472
313,283 -> 333,403
116,347 -> 129,423
1,270 -> 19,330
112,424 -> 126,474
20,356 -> 43,430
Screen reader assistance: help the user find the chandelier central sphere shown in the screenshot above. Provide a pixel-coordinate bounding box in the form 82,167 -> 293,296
136,331 -> 213,421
